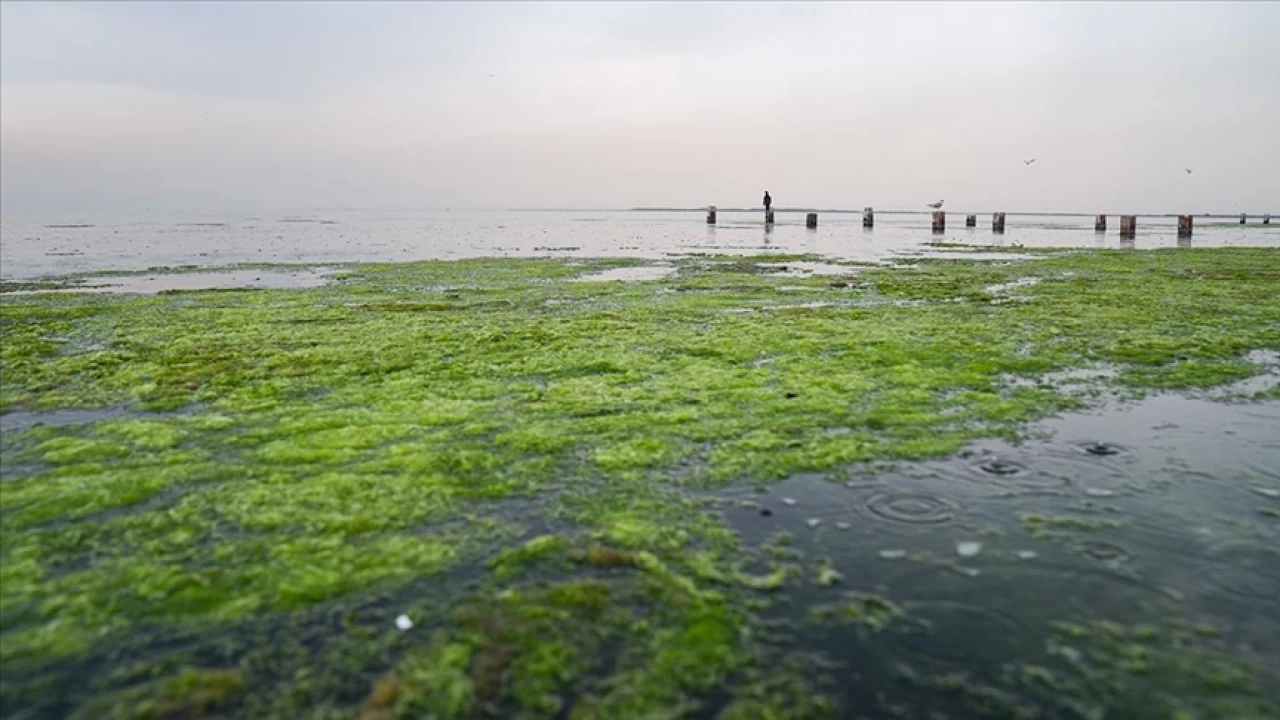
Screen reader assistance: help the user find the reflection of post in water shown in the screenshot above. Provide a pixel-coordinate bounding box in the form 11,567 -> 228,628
763,222 -> 773,242
1177,235 -> 1192,248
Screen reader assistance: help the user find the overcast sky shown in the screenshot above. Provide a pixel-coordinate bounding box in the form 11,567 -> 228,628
2,1 -> 1277,214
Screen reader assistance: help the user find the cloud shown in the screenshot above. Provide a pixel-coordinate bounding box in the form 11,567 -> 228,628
2,1 -> 1277,213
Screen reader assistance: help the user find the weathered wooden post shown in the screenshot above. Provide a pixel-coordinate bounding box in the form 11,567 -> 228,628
765,209 -> 775,224
1265,214 -> 1272,225
965,214 -> 976,227
862,207 -> 874,228
806,213 -> 818,229
1119,215 -> 1136,238
932,211 -> 946,233
1239,213 -> 1247,225
707,206 -> 717,225
1178,215 -> 1193,237
1095,215 -> 1107,232
992,212 -> 1006,233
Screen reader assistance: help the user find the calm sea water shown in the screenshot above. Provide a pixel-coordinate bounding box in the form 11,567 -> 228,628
3,209 -> 1277,280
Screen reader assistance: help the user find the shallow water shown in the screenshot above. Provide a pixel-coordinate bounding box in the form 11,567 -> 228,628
714,392 -> 1280,716
572,264 -> 677,282
0,268 -> 338,295
3,210 -> 1277,280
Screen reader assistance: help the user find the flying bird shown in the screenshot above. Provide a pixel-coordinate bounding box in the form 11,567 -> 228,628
926,200 -> 945,210
1023,158 -> 1037,166
1185,168 -> 1193,174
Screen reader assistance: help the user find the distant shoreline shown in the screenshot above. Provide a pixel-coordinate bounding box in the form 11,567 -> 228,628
505,208 -> 1275,218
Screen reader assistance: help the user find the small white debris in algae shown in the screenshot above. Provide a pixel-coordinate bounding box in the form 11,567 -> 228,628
950,565 -> 982,578
1085,489 -> 1116,498
782,498 -> 797,506
1251,487 -> 1280,499
835,521 -> 851,530
395,614 -> 414,631
955,541 -> 983,558
1016,550 -> 1039,560
879,549 -> 908,560
807,518 -> 822,528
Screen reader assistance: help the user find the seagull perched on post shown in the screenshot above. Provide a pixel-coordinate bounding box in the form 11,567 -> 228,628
1023,158 -> 1037,166
926,199 -> 945,210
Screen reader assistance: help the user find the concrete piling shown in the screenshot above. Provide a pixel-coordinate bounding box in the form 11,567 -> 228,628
1178,215 -> 1193,237
1239,213 -> 1247,225
932,211 -> 946,233
1265,214 -> 1272,225
806,213 -> 818,229
1095,215 -> 1107,232
707,206 -> 717,225
992,212 -> 1006,233
1119,215 -> 1136,238
863,207 -> 874,228
965,214 -> 976,227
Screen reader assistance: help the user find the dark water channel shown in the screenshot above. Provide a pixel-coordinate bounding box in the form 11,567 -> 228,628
712,393 -> 1280,717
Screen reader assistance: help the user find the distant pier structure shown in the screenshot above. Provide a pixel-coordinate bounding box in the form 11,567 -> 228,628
1120,215 -> 1137,238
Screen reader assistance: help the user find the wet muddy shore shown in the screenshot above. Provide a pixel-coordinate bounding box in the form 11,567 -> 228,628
1,247 -> 1278,719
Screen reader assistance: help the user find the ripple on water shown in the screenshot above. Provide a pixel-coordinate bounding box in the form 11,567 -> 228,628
1074,441 -> 1130,458
1077,541 -> 1133,569
960,455 -> 1079,493
976,458 -> 1027,476
862,492 -> 957,524
891,601 -> 1039,667
1195,546 -> 1280,603
1243,460 -> 1280,483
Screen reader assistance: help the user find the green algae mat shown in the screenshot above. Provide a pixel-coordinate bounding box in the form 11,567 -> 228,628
2,248 -> 1279,719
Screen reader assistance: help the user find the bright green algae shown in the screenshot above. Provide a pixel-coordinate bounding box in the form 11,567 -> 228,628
1,249 -> 1278,718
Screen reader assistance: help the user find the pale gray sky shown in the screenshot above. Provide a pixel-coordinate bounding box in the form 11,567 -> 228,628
2,1 -> 1277,214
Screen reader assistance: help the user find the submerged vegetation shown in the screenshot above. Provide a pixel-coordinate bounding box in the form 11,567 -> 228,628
2,248 -> 1278,718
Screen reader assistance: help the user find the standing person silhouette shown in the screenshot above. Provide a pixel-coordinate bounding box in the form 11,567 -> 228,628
763,191 -> 772,212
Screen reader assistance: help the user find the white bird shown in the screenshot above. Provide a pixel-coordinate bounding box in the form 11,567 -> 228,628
926,200 -> 945,210
1023,158 -> 1037,166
